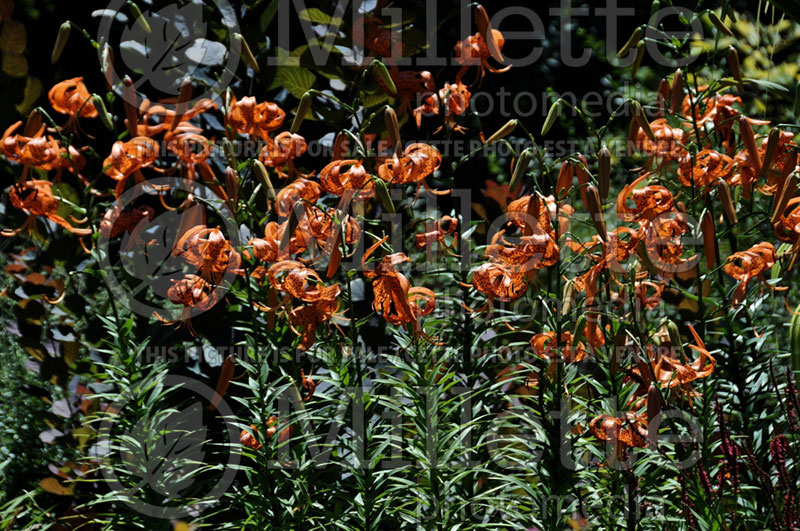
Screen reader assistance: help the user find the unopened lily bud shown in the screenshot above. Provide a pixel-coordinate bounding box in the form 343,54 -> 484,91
666,320 -> 686,361
556,161 -> 573,198
647,383 -> 660,425
760,127 -> 781,177
127,1 -> 151,33
701,210 -> 716,270
332,132 -> 348,160
717,180 -> 737,225
618,25 -> 644,57
23,109 -> 42,137
224,167 -> 239,205
486,119 -> 518,145
656,78 -> 670,115
253,160 -> 276,206
385,107 -> 401,154
374,177 -> 395,214
670,69 -> 683,115
676,201 -> 686,213
631,101 -> 655,142
585,184 -> 607,242
122,76 -> 138,136
373,60 -> 396,95
101,44 -> 114,91
541,99 -> 561,136
474,4 -> 503,63
627,117 -> 639,156
170,78 -> 193,132
280,203 -> 303,250
51,22 -> 71,64
727,46 -> 742,86
561,280 -> 575,316
510,148 -> 534,195
291,91 -> 313,133
234,33 -> 259,73
210,355 -> 235,411
709,11 -> 733,36
92,95 -> 114,131
598,145 -> 611,199
772,174 -> 798,225
632,40 -> 646,76
738,116 -> 761,175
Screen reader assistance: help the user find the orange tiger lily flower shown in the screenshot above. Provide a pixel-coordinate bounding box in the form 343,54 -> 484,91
773,198 -> 800,250
250,219 -> 312,263
649,325 -> 715,389
377,142 -> 443,195
362,237 -> 437,333
306,205 -> 361,253
2,180 -> 92,236
173,225 -> 243,280
265,261 -> 343,350
240,424 -> 262,450
633,118 -> 686,166
453,30 -> 510,85
275,178 -> 321,217
133,98 -> 218,138
681,91 -> 768,152
166,274 -> 222,329
259,132 -> 310,180
530,331 -> 587,364
471,261 -> 527,305
733,130 -> 797,196
415,215 -> 458,251
677,149 -> 733,189
48,77 -> 97,120
377,67 -> 436,118
99,204 -> 155,239
617,174 -> 675,223
636,280 -> 664,309
723,241 -> 777,305
1,121 -> 86,173
589,412 -> 648,452
319,159 -> 374,199
103,137 -> 159,197
226,95 -> 286,139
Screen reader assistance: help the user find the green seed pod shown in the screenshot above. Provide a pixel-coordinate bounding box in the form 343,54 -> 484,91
92,95 -> 114,131
541,100 -> 561,136
51,22 -> 71,64
374,177 -> 395,214
127,1 -> 151,33
509,148 -> 534,195
598,145 -> 611,199
670,69 -> 683,115
486,119 -> 518,145
618,25 -> 644,58
727,46 -> 742,86
234,33 -> 260,73
291,91 -> 313,133
709,11 -> 733,36
373,60 -> 396,95
760,127 -> 781,177
632,40 -> 646,76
